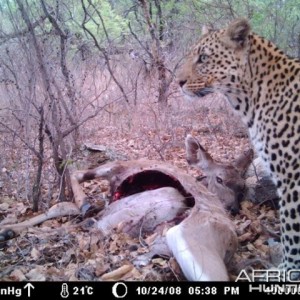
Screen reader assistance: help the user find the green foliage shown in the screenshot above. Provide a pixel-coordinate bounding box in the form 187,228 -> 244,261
0,0 -> 299,57
249,0 -> 300,55
83,0 -> 128,43
189,0 -> 299,56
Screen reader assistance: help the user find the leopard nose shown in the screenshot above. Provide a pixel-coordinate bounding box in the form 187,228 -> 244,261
179,80 -> 187,87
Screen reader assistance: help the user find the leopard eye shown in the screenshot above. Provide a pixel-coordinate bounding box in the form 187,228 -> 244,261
197,54 -> 209,63
216,176 -> 223,184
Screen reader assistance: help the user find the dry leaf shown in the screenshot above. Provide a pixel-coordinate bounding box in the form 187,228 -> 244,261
250,220 -> 262,234
169,257 -> 181,275
236,219 -> 251,235
0,203 -> 9,210
101,264 -> 134,281
64,263 -> 78,280
95,263 -> 110,277
137,247 -> 149,254
238,232 -> 253,243
246,243 -> 256,252
152,257 -> 167,267
145,232 -> 158,245
10,269 -> 26,281
253,240 -> 269,253
27,266 -> 46,281
46,266 -> 62,277
122,267 -> 142,280
31,247 -> 41,260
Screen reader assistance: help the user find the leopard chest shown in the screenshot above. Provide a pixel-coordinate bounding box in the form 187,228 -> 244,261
246,95 -> 300,188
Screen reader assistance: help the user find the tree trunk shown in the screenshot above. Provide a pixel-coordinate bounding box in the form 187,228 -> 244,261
32,107 -> 44,212
139,0 -> 170,106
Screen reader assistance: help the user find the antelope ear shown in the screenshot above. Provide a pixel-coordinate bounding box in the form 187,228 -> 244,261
221,18 -> 251,49
185,134 -> 214,171
233,149 -> 254,175
185,134 -> 199,165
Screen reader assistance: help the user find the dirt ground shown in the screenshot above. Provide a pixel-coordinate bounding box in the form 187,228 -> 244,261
0,94 -> 281,281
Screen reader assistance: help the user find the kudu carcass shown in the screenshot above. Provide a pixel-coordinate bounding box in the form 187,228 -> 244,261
0,136 -> 253,281
69,162 -> 237,281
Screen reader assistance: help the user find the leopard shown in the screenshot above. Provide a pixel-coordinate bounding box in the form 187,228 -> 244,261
177,18 -> 300,276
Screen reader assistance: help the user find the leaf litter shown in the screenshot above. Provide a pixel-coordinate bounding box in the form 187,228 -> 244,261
0,107 -> 280,281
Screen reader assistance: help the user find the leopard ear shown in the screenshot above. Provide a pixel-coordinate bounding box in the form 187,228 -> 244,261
222,18 -> 251,49
202,24 -> 213,35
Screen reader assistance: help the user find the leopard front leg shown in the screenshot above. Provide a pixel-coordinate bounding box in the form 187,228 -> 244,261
278,184 -> 300,280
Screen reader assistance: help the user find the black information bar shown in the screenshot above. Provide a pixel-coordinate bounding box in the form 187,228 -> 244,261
0,282 -> 299,299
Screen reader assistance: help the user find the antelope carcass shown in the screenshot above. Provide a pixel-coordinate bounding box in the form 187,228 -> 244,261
0,135 -> 253,281
70,136 -> 253,281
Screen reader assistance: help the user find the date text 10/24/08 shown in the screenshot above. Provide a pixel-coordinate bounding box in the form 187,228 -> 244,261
134,284 -> 300,296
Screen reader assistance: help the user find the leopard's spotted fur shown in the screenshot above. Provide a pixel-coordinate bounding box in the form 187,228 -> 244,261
178,19 -> 300,274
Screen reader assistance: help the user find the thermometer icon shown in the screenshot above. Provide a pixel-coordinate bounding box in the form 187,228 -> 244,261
60,283 -> 69,298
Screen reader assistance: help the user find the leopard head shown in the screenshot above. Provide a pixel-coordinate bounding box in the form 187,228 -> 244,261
177,19 -> 251,98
